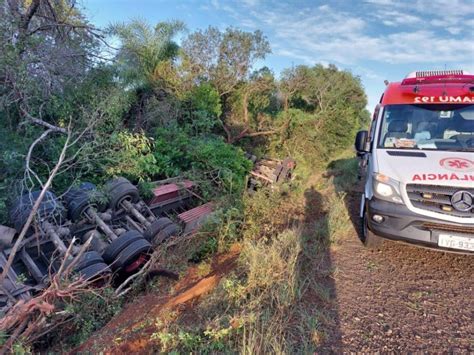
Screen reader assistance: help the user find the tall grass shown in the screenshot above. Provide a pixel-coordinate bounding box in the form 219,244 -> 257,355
240,229 -> 302,353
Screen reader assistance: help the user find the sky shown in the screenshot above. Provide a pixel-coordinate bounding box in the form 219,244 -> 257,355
83,0 -> 474,111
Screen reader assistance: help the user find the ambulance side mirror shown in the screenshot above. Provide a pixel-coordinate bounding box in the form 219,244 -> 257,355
355,130 -> 369,153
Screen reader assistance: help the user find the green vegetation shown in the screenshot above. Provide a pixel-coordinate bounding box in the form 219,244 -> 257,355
145,162 -> 357,353
0,1 -> 368,352
49,287 -> 123,349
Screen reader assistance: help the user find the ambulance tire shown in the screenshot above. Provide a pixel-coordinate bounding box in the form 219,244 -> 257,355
362,209 -> 383,249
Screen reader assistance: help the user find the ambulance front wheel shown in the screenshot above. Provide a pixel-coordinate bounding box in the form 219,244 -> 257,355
362,209 -> 383,250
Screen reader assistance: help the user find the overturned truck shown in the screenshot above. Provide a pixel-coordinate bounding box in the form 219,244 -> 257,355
0,177 -> 213,313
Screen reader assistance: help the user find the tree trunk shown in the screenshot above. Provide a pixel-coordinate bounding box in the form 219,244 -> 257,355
243,91 -> 249,124
13,0 -> 41,54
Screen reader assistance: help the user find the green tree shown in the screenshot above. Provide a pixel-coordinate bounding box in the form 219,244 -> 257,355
110,19 -> 185,90
182,26 -> 271,97
0,0 -> 100,127
109,19 -> 185,130
275,64 -> 369,163
181,27 -> 271,142
224,67 -> 277,143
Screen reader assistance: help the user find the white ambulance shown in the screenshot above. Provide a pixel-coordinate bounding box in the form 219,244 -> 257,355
355,70 -> 474,253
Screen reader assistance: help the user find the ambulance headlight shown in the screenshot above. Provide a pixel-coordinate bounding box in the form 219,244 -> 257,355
373,173 -> 403,204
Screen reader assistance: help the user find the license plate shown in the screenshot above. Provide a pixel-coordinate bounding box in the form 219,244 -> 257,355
438,233 -> 474,252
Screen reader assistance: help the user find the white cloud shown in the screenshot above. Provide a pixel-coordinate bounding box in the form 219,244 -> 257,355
240,18 -> 258,29
374,9 -> 422,26
364,0 -> 396,5
446,27 -> 462,35
274,48 -> 317,65
353,66 -> 384,81
236,3 -> 473,66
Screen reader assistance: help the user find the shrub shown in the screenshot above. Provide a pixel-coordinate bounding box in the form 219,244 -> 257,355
188,83 -> 222,118
64,287 -> 123,347
150,126 -> 252,193
105,131 -> 158,181
188,137 -> 252,193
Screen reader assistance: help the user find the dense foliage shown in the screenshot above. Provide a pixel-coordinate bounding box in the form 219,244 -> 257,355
0,1 -> 368,223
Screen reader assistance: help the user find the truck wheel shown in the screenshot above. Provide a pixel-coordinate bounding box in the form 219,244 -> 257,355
362,210 -> 383,249
64,182 -> 106,221
102,230 -> 143,264
9,190 -> 65,233
143,217 -> 174,241
153,223 -> 180,245
75,251 -> 104,270
111,238 -> 152,271
105,177 -> 140,211
77,262 -> 111,281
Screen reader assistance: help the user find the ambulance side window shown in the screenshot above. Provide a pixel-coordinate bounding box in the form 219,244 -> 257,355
367,104 -> 380,151
368,119 -> 377,151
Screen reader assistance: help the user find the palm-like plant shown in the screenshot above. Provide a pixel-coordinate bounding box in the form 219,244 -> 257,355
109,19 -> 185,90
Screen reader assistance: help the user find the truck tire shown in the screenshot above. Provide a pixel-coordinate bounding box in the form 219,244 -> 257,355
75,251 -> 104,270
143,217 -> 174,241
153,223 -> 180,245
362,209 -> 383,249
102,230 -> 143,264
105,177 -> 140,211
64,183 -> 105,222
77,262 -> 111,281
9,190 -> 65,233
111,238 -> 152,271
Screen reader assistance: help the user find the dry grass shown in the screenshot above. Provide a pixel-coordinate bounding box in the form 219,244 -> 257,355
239,229 -> 303,354
324,191 -> 352,245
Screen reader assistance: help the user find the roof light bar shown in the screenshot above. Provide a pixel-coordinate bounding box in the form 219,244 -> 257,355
416,70 -> 464,77
402,70 -> 474,85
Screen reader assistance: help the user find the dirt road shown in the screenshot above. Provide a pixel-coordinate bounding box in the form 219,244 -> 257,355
319,191 -> 473,352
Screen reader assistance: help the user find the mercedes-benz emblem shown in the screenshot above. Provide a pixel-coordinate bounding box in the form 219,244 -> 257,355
451,190 -> 473,212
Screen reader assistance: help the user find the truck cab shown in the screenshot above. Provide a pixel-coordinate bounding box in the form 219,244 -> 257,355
355,70 -> 474,253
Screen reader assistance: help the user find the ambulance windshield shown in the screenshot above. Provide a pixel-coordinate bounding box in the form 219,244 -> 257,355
377,104 -> 474,151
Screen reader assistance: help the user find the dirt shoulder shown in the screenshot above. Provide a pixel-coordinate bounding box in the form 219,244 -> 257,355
318,190 -> 473,352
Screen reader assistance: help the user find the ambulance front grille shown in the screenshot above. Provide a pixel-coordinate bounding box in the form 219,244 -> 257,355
406,184 -> 474,218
